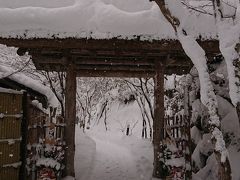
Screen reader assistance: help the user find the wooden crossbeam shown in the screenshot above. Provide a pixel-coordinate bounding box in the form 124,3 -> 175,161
0,37 -> 207,75
74,58 -> 154,66
0,38 -> 220,54
76,70 -> 155,78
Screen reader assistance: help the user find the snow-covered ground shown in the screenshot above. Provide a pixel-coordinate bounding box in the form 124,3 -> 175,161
74,126 -> 153,180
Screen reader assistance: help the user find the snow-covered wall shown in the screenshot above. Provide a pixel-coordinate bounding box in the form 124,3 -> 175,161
0,0 -> 216,40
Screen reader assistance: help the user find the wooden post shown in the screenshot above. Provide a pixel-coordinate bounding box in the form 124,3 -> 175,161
153,61 -> 165,178
20,92 -> 28,180
184,81 -> 192,179
64,62 -> 77,177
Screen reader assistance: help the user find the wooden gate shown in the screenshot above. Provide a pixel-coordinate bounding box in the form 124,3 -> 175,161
163,85 -> 192,179
0,89 -> 25,180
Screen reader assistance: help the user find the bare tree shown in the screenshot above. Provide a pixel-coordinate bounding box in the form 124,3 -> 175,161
124,78 -> 153,139
41,71 -> 65,116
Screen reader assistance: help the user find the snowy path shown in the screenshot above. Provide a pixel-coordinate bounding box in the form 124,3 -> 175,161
88,135 -> 139,180
74,127 -> 154,180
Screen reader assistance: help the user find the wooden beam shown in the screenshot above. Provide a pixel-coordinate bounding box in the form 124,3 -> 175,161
76,69 -> 155,78
153,60 -> 165,178
0,38 -> 220,54
64,62 -> 76,177
32,62 -> 190,75
31,55 -> 67,65
75,64 -> 154,72
73,58 -> 154,66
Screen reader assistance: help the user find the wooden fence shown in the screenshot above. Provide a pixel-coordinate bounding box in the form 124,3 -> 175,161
164,87 -> 192,179
26,103 -> 49,180
0,89 -> 64,180
0,90 -> 24,180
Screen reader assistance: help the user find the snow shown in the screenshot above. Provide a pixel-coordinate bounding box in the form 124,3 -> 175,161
0,0 -> 75,9
212,127 -> 228,162
193,143 -> 240,180
217,95 -> 240,136
74,122 -> 153,180
74,129 -> 96,180
94,101 -> 144,136
165,157 -> 185,167
191,126 -> 202,145
2,162 -> 22,168
228,146 -> 240,180
31,100 -> 48,114
0,0 -> 217,40
192,133 -> 214,169
0,87 -> 23,94
74,100 -> 153,179
63,176 -> 75,180
193,154 -> 219,180
0,137 -> 22,143
0,64 -> 58,107
212,0 -> 240,107
36,157 -> 61,171
177,31 -> 230,162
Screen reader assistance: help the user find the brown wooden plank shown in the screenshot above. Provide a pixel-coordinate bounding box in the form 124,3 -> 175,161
75,64 -> 154,72
33,62 -> 190,75
0,141 -> 21,166
74,58 -> 154,66
153,60 -> 165,178
32,55 -> 155,66
0,93 -> 22,115
0,38 -> 220,54
76,69 -> 155,77
0,167 -> 20,180
64,62 -> 76,177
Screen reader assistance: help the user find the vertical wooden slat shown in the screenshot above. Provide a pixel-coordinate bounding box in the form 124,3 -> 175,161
153,61 -> 165,178
64,62 -> 77,177
19,92 -> 28,180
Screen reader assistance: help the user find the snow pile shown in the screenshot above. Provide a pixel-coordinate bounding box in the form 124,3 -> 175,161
0,0 -> 216,40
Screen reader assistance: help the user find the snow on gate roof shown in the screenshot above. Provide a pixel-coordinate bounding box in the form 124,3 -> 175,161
0,0 -> 217,40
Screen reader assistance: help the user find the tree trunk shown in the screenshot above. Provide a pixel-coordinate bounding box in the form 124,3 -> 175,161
64,62 -> 77,177
215,151 -> 232,180
153,61 -> 166,178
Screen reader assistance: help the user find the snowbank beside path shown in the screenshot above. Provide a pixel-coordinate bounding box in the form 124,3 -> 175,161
0,0 -> 216,40
75,127 -> 96,180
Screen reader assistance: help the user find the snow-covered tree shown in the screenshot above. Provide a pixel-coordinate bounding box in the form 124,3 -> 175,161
150,0 -> 231,178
